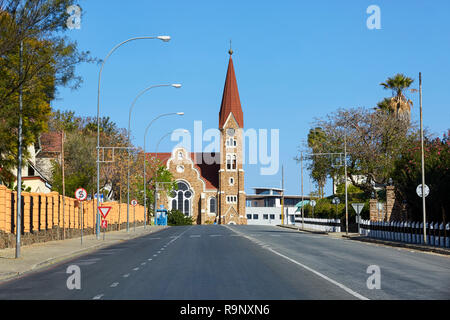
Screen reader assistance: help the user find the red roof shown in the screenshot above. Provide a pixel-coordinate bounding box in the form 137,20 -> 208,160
219,54 -> 244,129
40,132 -> 62,153
147,152 -> 220,190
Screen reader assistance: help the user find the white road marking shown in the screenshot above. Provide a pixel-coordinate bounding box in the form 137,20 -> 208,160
123,274 -> 130,278
141,262 -> 146,265
153,254 -> 157,257
225,226 -> 369,301
148,237 -> 161,240
160,248 -> 165,251
190,235 -> 201,238
133,267 -> 139,271
92,294 -> 104,300
110,282 -> 119,288
157,251 -> 161,253
148,258 -> 152,261
210,234 -> 222,237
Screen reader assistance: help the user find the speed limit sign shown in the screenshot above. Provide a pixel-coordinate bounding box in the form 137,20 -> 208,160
131,199 -> 138,207
75,188 -> 88,201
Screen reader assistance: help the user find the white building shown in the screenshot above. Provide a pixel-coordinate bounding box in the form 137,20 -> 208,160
245,187 -> 311,226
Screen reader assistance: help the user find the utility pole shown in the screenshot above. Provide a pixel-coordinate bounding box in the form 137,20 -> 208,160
344,134 -> 348,235
61,130 -> 66,239
419,72 -> 427,244
281,165 -> 284,225
15,41 -> 23,259
301,152 -> 304,229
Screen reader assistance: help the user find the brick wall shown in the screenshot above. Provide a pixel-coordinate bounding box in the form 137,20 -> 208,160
0,185 -> 146,249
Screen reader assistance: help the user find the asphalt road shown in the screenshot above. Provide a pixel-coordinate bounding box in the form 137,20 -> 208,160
0,225 -> 448,300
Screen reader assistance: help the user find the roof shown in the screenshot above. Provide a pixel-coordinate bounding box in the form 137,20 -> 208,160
39,132 -> 62,154
219,54 -> 244,129
147,152 -> 220,190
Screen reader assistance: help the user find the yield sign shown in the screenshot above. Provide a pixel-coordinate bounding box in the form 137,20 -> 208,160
98,206 -> 111,219
351,203 -> 365,215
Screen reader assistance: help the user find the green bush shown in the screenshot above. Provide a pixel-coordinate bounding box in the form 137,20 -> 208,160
167,209 -> 193,226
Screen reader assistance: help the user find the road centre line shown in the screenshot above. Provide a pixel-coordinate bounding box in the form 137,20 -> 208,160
92,294 -> 104,300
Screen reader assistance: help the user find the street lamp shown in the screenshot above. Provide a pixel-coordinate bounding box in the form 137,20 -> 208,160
143,115 -> 185,228
96,35 -> 171,239
127,84 -> 182,233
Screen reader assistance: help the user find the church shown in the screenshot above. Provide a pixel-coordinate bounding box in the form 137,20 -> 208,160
149,49 -> 247,225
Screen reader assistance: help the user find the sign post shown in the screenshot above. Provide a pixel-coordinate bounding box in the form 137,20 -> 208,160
75,188 -> 87,245
416,183 -> 429,244
310,200 -> 316,218
98,206 -> 111,240
131,200 -> 137,232
351,203 -> 365,234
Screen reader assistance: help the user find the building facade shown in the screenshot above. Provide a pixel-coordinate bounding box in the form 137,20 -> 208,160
150,50 -> 247,225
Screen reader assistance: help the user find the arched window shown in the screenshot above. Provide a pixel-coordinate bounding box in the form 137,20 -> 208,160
169,181 -> 192,216
209,197 -> 216,213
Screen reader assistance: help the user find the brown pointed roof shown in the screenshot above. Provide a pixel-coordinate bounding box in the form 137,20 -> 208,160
219,54 -> 244,129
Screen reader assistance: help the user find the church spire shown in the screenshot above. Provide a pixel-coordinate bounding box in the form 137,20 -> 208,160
219,47 -> 243,129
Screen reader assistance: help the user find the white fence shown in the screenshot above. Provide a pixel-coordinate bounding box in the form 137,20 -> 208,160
359,220 -> 450,248
294,218 -> 341,232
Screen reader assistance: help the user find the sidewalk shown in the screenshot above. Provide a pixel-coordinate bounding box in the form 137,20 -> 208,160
0,225 -> 168,282
277,224 -> 329,235
276,225 -> 450,255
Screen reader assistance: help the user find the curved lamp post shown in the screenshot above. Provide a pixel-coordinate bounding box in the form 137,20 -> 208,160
143,115 -> 184,227
127,85 -> 182,232
96,35 -> 171,239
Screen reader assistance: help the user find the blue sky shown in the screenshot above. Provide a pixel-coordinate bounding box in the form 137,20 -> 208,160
56,0 -> 450,196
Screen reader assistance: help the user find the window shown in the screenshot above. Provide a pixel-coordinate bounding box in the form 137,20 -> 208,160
209,197 -> 216,213
226,195 -> 237,204
253,214 -> 258,220
229,177 -> 234,186
169,181 -> 192,216
263,214 -> 269,220
226,138 -> 237,148
246,214 -> 252,220
279,215 -> 282,219
226,154 -> 236,171
270,214 -> 275,220
27,166 -> 35,177
178,151 -> 183,159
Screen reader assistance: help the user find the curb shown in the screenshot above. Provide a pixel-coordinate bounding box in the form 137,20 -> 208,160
277,224 -> 328,235
342,235 -> 450,256
0,226 -> 169,283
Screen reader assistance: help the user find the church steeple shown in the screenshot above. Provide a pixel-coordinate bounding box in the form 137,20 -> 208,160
219,49 -> 243,129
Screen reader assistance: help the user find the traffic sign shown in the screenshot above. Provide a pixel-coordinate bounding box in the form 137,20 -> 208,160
98,206 -> 111,219
75,188 -> 88,201
310,200 -> 316,207
416,184 -> 429,198
351,203 -> 365,215
131,199 -> 138,207
101,219 -> 108,229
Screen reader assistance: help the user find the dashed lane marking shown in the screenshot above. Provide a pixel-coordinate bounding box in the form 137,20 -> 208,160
110,282 -> 119,288
133,267 -> 140,271
123,274 -> 130,278
92,294 -> 104,300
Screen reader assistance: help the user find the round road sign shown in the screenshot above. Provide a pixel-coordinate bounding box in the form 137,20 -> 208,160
416,184 -> 429,198
310,200 -> 316,207
75,188 -> 87,201
131,199 -> 138,207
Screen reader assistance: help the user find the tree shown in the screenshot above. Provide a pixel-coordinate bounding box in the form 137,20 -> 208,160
167,209 -> 193,226
391,131 -> 449,223
0,1 -> 95,183
379,73 -> 415,121
310,107 -> 417,196
306,127 -> 329,198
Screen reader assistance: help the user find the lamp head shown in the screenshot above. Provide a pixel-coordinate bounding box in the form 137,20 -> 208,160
177,112 -> 184,115
157,36 -> 171,42
171,84 -> 182,88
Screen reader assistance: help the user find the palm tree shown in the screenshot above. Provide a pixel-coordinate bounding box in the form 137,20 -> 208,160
379,74 -> 414,121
